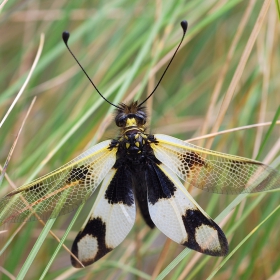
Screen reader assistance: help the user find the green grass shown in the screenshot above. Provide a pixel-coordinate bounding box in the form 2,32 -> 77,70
1,0 -> 280,279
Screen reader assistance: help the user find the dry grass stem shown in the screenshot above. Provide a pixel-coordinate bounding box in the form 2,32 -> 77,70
207,0 -> 272,149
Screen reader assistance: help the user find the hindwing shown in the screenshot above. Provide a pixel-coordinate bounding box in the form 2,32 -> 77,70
146,161 -> 228,256
71,166 -> 136,267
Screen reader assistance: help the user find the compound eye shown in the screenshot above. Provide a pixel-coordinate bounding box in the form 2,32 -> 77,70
137,116 -> 146,125
116,115 -> 127,127
119,119 -> 126,127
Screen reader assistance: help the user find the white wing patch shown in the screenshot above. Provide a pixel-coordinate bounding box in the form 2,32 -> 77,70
76,235 -> 98,263
148,187 -> 195,244
195,225 -> 221,251
93,190 -> 135,249
71,169 -> 136,267
147,163 -> 228,256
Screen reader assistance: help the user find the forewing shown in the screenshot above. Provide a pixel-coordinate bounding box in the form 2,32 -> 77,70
152,134 -> 280,194
146,162 -> 228,256
0,140 -> 116,225
71,167 -> 136,267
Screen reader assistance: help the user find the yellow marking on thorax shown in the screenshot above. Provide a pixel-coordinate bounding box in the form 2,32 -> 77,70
122,118 -> 145,134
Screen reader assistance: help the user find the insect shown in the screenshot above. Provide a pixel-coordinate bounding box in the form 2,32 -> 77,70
0,20 -> 280,269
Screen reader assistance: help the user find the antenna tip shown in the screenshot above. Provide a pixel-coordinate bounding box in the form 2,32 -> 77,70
62,31 -> 70,45
180,20 -> 188,32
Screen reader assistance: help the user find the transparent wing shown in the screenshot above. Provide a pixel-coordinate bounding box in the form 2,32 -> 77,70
151,134 -> 280,194
0,140 -> 116,225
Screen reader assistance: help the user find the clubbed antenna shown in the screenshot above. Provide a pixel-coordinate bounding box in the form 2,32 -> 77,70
138,20 -> 188,107
62,31 -> 121,109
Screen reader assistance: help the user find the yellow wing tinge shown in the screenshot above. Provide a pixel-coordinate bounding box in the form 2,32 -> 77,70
153,135 -> 261,163
152,134 -> 280,194
0,140 -> 117,225
7,140 -> 114,194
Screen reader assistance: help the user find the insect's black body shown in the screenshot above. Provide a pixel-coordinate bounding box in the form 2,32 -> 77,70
108,101 -> 168,229
71,101 -> 229,268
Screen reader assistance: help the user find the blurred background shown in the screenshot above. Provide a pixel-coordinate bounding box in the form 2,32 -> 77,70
0,0 -> 280,279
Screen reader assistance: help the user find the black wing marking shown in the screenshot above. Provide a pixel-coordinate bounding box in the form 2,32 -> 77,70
146,161 -> 228,256
71,167 -> 136,268
0,140 -> 116,225
152,134 -> 280,194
